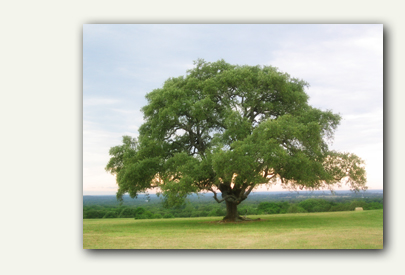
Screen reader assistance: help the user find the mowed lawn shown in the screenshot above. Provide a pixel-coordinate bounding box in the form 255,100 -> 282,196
83,209 -> 383,249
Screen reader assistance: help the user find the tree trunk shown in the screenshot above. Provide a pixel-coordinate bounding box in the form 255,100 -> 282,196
223,201 -> 243,222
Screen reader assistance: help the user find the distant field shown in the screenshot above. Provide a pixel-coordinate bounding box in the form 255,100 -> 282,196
83,209 -> 383,249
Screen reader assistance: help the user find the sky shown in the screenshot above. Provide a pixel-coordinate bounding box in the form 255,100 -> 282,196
83,24 -> 383,195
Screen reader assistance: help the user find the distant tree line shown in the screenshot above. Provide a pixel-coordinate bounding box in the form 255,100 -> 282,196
83,197 -> 383,219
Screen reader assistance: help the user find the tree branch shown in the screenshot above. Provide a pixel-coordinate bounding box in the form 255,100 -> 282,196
210,188 -> 241,204
242,185 -> 255,199
210,188 -> 225,203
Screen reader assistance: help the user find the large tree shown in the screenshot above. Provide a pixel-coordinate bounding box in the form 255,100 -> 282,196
106,59 -> 367,221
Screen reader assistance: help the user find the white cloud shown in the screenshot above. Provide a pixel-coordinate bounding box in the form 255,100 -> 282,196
270,26 -> 383,95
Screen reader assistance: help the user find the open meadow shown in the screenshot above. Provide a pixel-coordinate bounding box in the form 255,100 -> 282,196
83,209 -> 383,249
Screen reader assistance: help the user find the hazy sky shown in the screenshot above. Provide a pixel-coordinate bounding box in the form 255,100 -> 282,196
83,24 -> 383,195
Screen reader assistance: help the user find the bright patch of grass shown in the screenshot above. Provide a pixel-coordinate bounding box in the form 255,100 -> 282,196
83,209 -> 383,249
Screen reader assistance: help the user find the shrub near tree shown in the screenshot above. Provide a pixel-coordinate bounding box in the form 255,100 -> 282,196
257,202 -> 281,214
208,207 -> 226,217
84,210 -> 107,219
103,211 -> 118,218
298,199 -> 332,213
119,208 -> 134,218
364,202 -> 383,210
329,203 -> 351,212
106,59 -> 367,222
287,204 -> 307,213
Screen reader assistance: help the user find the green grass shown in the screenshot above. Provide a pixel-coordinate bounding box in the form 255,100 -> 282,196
83,209 -> 383,249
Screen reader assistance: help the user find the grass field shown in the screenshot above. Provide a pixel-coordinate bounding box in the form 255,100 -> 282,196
83,209 -> 383,249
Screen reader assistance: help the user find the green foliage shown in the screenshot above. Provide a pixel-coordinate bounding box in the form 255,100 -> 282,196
163,213 -> 175,219
153,213 -> 163,219
119,208 -> 134,218
287,205 -> 308,213
84,210 -> 107,219
349,200 -> 367,211
134,210 -> 154,219
207,207 -> 226,217
83,192 -> 383,219
363,202 -> 383,210
106,59 -> 367,213
330,204 -> 351,212
103,211 -> 118,218
257,202 -> 281,214
134,207 -> 146,216
298,199 -> 332,213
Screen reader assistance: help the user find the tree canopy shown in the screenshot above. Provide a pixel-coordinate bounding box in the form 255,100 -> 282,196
106,59 -> 367,221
